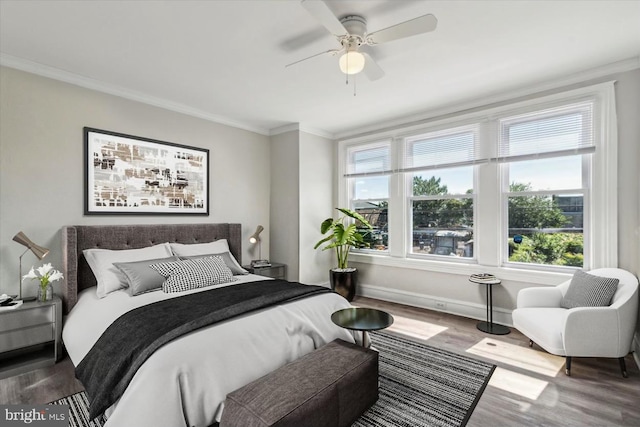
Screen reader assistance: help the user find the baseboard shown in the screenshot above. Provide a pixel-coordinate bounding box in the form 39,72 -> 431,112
357,283 -> 514,327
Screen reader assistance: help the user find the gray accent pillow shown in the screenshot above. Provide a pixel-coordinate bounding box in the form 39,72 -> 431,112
114,256 -> 179,296
150,256 -> 236,293
560,270 -> 619,309
179,252 -> 248,275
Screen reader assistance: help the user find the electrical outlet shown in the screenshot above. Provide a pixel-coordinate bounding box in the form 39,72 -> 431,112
435,301 -> 447,310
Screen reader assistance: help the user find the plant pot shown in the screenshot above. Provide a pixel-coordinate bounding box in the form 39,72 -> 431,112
330,268 -> 358,302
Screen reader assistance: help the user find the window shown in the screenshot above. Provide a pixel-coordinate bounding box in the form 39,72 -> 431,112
339,82 -> 617,277
403,127 -> 478,259
345,141 -> 391,251
500,102 -> 593,268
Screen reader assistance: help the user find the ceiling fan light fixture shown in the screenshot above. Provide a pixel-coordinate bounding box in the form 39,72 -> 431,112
339,51 -> 365,75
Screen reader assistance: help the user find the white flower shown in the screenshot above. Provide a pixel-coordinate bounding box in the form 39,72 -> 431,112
48,270 -> 64,282
22,267 -> 37,281
23,263 -> 63,286
37,263 -> 53,277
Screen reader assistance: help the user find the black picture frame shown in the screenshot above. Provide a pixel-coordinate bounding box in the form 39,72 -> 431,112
84,127 -> 209,215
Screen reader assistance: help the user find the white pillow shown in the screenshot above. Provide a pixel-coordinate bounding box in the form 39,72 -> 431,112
84,243 -> 173,298
170,240 -> 245,273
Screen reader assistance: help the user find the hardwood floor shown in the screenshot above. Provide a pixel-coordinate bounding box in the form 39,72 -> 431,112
0,357 -> 83,405
354,297 -> 640,427
1,296 -> 639,426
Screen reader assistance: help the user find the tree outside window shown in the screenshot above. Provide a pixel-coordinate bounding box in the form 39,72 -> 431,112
507,183 -> 583,267
411,175 -> 474,258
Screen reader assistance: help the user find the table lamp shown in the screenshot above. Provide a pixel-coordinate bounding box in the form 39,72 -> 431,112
13,231 -> 50,301
249,225 -> 269,267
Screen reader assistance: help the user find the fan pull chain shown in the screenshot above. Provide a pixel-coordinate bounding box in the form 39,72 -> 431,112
344,73 -> 357,96
353,73 -> 357,96
342,53 -> 357,96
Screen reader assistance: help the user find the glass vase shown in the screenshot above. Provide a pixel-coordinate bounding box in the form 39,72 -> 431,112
37,283 -> 53,302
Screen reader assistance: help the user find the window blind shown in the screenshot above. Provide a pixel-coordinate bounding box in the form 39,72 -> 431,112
401,126 -> 482,173
344,142 -> 392,177
497,101 -> 594,163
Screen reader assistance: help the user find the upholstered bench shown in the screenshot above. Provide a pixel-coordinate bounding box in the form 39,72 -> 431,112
220,339 -> 378,427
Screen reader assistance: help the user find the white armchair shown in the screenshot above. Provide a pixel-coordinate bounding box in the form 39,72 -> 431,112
512,268 -> 639,377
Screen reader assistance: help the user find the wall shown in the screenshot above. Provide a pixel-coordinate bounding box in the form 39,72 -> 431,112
269,131 -> 300,281
269,130 -> 334,285
1,64 -> 636,337
352,68 -> 640,326
614,69 -> 640,277
0,66 -> 271,299
614,69 -> 640,354
298,131 -> 333,285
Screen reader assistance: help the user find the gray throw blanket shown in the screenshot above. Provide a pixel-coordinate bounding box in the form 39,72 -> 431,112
76,280 -> 332,419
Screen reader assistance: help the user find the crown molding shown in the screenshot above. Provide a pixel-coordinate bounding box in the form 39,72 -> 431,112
4,52 -> 636,142
0,53 -> 271,136
269,123 -> 334,140
269,124 -> 300,136
334,56 -> 640,141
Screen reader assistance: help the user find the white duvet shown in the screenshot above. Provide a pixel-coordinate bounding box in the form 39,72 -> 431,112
62,275 -> 356,427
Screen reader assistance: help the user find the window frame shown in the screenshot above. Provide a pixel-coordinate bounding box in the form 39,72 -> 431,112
338,82 -> 617,285
402,124 -> 480,262
342,140 -> 392,253
497,100 -> 595,271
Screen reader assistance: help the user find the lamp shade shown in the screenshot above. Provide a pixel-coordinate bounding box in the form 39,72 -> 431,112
339,51 -> 365,75
249,225 -> 264,244
13,231 -> 49,260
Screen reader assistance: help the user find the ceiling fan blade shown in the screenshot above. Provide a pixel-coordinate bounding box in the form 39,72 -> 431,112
285,49 -> 341,68
361,52 -> 385,81
300,0 -> 347,36
367,14 -> 437,45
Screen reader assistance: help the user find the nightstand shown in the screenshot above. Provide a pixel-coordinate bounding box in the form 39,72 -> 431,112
0,296 -> 62,379
244,262 -> 287,280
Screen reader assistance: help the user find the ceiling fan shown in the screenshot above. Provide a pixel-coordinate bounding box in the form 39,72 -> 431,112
287,0 -> 438,81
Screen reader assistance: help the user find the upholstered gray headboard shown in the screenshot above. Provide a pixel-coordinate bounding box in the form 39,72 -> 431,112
61,223 -> 242,314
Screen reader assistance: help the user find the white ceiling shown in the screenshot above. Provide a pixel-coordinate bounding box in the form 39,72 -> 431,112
1,0 -> 639,137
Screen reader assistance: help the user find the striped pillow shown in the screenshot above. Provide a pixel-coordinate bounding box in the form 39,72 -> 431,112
560,270 -> 619,309
150,256 -> 235,293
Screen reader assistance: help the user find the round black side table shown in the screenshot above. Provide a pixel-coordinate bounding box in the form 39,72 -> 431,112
331,307 -> 394,347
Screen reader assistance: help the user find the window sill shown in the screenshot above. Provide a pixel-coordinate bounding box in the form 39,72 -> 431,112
349,252 -> 573,285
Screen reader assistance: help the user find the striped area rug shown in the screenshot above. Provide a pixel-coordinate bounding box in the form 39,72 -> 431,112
354,331 -> 495,427
49,391 -> 105,427
50,330 -> 494,427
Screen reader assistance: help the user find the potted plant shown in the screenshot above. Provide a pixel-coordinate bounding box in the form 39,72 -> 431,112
314,208 -> 373,301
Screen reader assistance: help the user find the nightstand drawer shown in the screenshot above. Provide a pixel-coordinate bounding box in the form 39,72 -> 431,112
0,305 -> 54,333
256,267 -> 285,279
0,324 -> 54,353
244,263 -> 287,280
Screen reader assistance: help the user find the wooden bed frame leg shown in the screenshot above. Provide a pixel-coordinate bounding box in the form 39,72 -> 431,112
565,356 -> 571,376
528,339 -> 533,348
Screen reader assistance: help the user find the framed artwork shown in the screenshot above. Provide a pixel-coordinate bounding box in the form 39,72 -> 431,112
84,127 -> 209,215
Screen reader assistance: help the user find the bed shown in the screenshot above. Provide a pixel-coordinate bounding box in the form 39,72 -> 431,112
60,223 -> 355,427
